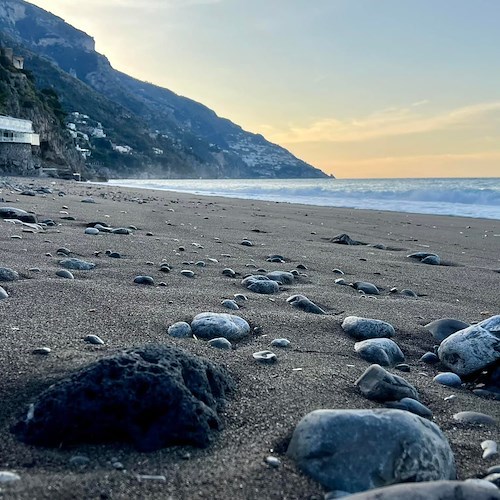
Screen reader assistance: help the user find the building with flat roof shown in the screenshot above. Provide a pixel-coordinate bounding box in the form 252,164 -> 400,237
0,115 -> 40,146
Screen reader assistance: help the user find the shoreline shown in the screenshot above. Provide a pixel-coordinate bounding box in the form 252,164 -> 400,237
0,176 -> 499,499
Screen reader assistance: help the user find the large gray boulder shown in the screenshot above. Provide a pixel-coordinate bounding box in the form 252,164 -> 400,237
342,316 -> 395,340
13,345 -> 234,451
438,315 -> 500,376
345,480 -> 500,499
191,312 -> 250,340
355,364 -> 419,402
0,207 -> 37,223
354,338 -> 404,367
287,409 -> 455,494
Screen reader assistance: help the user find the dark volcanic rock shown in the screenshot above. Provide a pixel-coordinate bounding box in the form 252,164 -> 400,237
424,318 -> 470,343
329,233 -> 365,245
13,345 -> 234,451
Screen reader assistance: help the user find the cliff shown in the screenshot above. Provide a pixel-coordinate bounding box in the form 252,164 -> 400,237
0,0 -> 329,179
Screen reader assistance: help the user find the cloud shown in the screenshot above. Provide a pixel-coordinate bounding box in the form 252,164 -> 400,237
265,101 -> 500,144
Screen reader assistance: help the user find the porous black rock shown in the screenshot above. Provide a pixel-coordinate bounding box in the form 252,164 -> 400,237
13,345 -> 234,451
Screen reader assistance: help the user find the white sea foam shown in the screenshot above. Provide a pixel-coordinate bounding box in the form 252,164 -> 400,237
104,178 -> 500,220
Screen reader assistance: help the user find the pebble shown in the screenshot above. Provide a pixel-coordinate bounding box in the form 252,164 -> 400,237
352,281 -> 380,295
195,261 -> 206,267
85,228 -> 99,235
0,471 -> 21,483
134,275 -> 155,285
265,456 -> 281,468
208,338 -> 232,350
56,269 -> 74,279
386,397 -> 433,418
81,197 -> 95,203
84,334 -> 104,345
266,271 -> 295,284
400,289 -> 418,298
57,247 -> 71,255
332,268 -> 344,274
222,268 -> 237,277
109,252 -> 121,259
221,299 -> 239,310
420,352 -> 439,364
112,227 -> 131,234
395,363 -> 410,372
253,351 -> 277,363
424,318 -> 470,342
482,440 -> 498,459
241,240 -> 253,246
191,312 -> 250,340
59,258 -> 95,271
287,294 -> 326,314
434,372 -> 462,388
32,347 -> 51,355
354,338 -> 404,367
69,455 -> 91,467
483,473 -> 500,487
271,338 -> 291,348
0,267 -> 19,281
0,286 -> 8,300
356,364 -> 419,402
29,267 -> 41,272
453,411 -> 497,426
180,270 -> 195,278
241,275 -> 279,294
342,316 -> 395,340
487,465 -> 500,474
334,278 -> 347,285
233,294 -> 248,301
167,322 -> 192,338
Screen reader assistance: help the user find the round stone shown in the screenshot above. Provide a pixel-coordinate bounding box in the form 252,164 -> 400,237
0,267 -> 19,281
59,258 -> 95,271
342,316 -> 395,340
85,228 -> 99,235
84,335 -> 104,345
433,372 -> 462,388
168,322 -> 192,338
32,347 -> 52,355
56,270 -> 74,279
271,338 -> 291,348
180,270 -> 195,278
354,338 -> 404,367
453,411 -> 497,426
0,286 -> 8,300
0,471 -> 21,483
221,299 -> 239,310
134,276 -> 154,285
191,312 -> 250,341
208,338 -> 232,350
420,352 -> 439,364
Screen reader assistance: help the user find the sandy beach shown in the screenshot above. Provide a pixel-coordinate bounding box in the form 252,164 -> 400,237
0,176 -> 499,499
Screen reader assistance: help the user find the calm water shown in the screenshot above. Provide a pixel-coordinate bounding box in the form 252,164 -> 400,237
105,178 -> 500,220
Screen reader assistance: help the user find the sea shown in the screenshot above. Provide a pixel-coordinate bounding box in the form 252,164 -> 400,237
105,177 -> 500,221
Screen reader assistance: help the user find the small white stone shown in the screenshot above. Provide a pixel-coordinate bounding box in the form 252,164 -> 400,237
0,471 -> 21,483
481,440 -> 498,459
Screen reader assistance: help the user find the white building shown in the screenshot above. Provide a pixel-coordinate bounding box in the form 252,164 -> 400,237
0,115 -> 40,146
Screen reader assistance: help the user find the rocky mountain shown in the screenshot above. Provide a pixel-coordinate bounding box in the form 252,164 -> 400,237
0,0 -> 328,179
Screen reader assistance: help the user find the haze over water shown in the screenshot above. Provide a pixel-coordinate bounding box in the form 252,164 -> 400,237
106,178 -> 500,220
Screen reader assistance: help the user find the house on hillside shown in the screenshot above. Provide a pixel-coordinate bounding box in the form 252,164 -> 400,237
0,115 -> 40,173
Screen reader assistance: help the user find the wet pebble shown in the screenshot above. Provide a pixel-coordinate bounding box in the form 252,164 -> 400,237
222,268 -> 236,277
180,270 -> 195,278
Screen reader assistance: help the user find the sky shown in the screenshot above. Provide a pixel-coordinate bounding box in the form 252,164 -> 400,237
29,0 -> 500,178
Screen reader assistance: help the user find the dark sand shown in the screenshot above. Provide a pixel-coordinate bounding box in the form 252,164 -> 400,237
0,177 -> 499,499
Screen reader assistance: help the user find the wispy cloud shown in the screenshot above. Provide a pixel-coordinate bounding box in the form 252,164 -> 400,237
264,102 -> 500,144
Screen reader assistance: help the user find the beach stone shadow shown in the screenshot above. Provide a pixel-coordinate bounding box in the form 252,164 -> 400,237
13,345 -> 234,451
